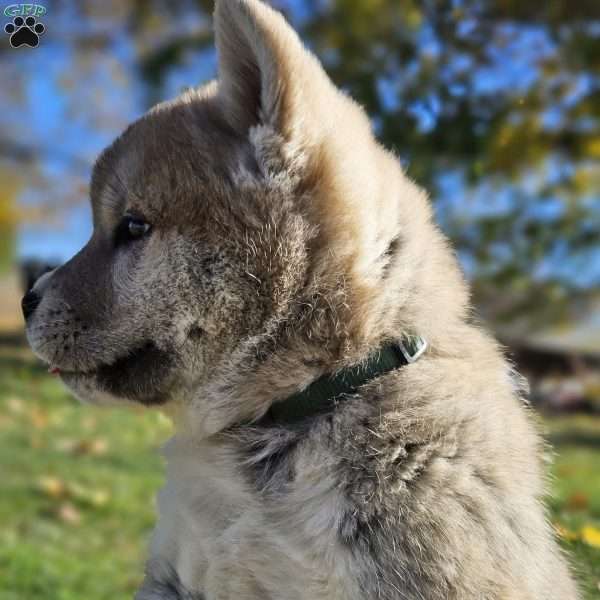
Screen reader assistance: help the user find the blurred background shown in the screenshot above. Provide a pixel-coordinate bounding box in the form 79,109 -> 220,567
0,0 -> 599,598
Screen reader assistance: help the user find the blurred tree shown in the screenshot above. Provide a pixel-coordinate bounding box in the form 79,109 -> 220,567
136,0 -> 600,327
0,168 -> 22,275
1,0 -> 598,329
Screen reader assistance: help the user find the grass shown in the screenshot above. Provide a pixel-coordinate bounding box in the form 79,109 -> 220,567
0,338 -> 599,599
544,415 -> 600,598
0,341 -> 172,600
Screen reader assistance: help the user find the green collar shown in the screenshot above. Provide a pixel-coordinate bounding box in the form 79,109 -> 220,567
259,335 -> 428,426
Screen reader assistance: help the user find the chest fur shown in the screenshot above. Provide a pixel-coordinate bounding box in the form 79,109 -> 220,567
145,434 -> 359,600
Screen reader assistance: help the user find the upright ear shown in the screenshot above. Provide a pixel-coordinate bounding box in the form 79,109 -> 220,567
214,0 -> 394,298
214,0 -> 333,147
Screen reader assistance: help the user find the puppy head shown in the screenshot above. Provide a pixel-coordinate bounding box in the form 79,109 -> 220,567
24,84 -> 308,408
25,0 -> 466,417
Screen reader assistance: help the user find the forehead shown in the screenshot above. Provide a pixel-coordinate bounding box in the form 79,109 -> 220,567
89,91 -> 249,227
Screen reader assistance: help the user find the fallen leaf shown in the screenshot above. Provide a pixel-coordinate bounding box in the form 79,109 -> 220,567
89,438 -> 108,455
7,397 -> 24,414
58,502 -> 81,525
55,437 -> 109,456
566,492 -> 589,512
38,476 -> 66,499
68,482 -> 110,507
90,489 -> 109,507
580,525 -> 600,548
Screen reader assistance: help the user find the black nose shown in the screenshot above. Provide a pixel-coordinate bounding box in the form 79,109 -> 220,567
21,289 -> 41,321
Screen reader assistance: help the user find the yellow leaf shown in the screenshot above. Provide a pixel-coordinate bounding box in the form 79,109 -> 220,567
90,490 -> 109,507
581,526 -> 600,548
585,137 -> 600,159
68,482 -> 110,507
38,476 -> 66,499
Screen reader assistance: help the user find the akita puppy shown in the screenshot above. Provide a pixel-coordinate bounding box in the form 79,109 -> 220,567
23,0 -> 578,598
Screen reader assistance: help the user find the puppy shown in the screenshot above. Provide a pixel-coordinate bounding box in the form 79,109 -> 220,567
24,0 -> 578,598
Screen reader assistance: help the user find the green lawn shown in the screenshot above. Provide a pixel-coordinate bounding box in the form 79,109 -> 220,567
0,339 -> 599,599
0,341 -> 172,600
544,415 -> 600,598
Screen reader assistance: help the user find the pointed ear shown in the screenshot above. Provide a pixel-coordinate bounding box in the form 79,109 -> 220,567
214,0 -> 329,144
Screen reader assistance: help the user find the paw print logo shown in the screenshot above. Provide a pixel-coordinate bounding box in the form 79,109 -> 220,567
4,15 -> 45,48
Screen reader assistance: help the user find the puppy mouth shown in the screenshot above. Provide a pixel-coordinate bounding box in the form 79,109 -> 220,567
49,342 -> 175,405
48,342 -> 158,377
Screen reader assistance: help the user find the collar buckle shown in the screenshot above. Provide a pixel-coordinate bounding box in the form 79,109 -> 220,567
396,334 -> 428,364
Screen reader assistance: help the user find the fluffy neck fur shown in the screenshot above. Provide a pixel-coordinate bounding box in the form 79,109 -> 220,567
177,117 -> 471,437
166,0 -> 472,436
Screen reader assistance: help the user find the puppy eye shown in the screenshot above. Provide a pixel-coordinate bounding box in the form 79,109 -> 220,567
127,218 -> 150,238
115,216 -> 151,246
